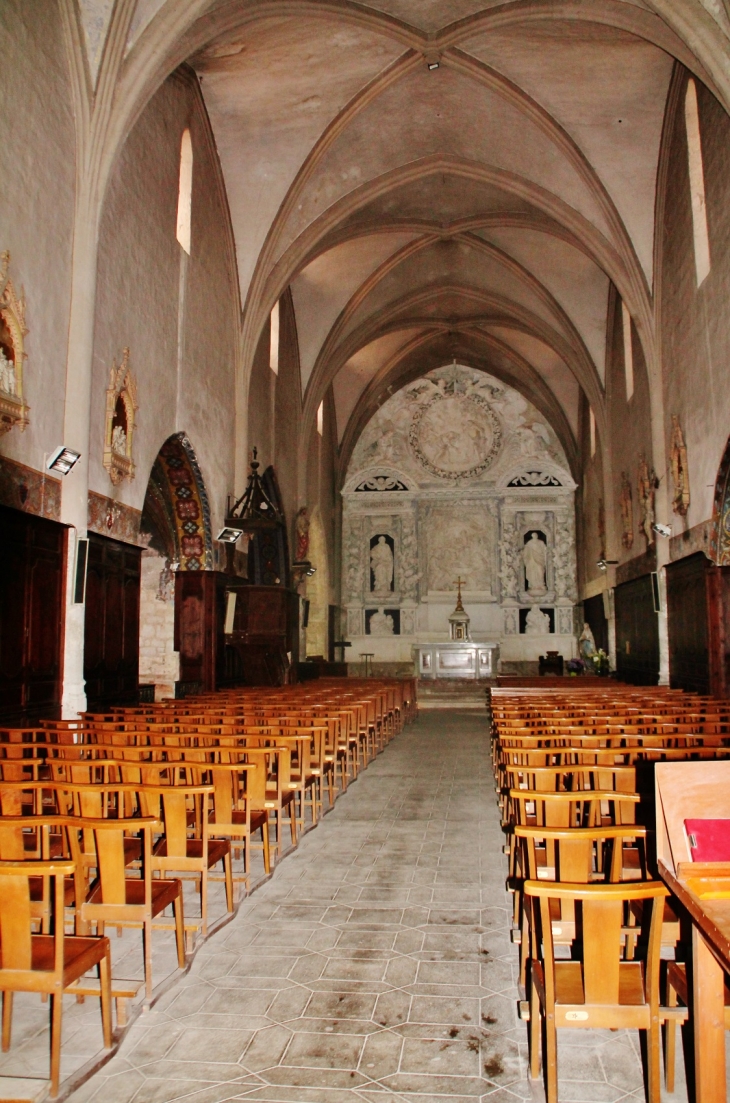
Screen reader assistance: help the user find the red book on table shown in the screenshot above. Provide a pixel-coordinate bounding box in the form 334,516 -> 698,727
684,819 -> 730,862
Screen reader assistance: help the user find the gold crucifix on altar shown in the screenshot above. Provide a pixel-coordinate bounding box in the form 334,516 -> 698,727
449,577 -> 470,640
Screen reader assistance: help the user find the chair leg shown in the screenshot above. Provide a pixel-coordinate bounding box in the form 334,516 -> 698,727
201,868 -> 208,936
223,851 -> 234,913
143,918 -> 153,998
647,1022 -> 662,1103
545,1012 -> 558,1103
99,949 -> 113,1048
2,991 -> 12,1051
529,979 -> 541,1080
50,991 -> 63,1097
173,890 -> 186,968
665,980 -> 677,1093
261,821 -> 271,875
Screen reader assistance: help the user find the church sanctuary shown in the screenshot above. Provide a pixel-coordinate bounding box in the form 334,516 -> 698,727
6,1 -> 730,1101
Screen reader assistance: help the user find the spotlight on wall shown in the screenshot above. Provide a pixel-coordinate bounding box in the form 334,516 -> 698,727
597,559 -> 619,571
652,522 -> 672,539
46,446 -> 81,475
217,526 -> 243,543
427,60 -> 439,70
306,565 -> 317,576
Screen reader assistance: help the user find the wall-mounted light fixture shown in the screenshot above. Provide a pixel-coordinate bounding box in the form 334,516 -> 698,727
217,526 -> 243,543
597,559 -> 619,571
652,522 -> 672,539
47,446 -> 81,475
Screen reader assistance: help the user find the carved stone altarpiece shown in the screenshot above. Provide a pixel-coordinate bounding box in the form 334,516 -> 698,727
103,348 -> 138,484
0,251 -> 30,435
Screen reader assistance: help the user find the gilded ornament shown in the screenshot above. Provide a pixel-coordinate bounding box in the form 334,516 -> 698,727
0,251 -> 30,435
103,348 -> 138,485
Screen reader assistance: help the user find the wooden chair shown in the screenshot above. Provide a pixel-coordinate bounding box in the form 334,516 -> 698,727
525,879 -> 668,1103
144,785 -> 233,937
0,859 -> 113,1097
68,816 -> 185,997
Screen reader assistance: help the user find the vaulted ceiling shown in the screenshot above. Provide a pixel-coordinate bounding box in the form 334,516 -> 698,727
117,0 -> 724,479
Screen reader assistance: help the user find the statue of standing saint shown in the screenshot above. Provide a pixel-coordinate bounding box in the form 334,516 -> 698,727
370,536 -> 394,593
523,532 -> 547,594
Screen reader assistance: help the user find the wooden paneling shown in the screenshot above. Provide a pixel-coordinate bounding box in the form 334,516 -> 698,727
0,504 -> 66,721
84,533 -> 141,709
666,553 -> 711,694
174,574 -> 298,692
614,574 -> 659,685
666,552 -> 730,696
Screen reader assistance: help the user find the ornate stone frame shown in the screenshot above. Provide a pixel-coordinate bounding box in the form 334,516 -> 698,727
0,251 -> 30,435
103,348 -> 138,484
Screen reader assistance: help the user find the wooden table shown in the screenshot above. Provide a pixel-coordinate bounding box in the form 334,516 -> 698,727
656,761 -> 730,1103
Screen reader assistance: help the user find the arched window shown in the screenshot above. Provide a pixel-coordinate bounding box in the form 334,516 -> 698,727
269,301 -> 280,375
621,301 -> 634,401
317,400 -> 324,437
176,128 -> 193,254
684,79 -> 710,287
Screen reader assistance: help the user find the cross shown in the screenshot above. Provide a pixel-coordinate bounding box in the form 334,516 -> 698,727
453,576 -> 465,611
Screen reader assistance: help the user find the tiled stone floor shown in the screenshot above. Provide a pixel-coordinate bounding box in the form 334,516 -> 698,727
10,707 -> 706,1102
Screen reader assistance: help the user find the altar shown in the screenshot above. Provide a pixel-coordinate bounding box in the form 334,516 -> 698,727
414,641 -> 499,680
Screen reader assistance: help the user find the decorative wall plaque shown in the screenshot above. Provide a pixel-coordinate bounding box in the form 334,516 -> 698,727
0,251 -> 30,435
409,390 -> 502,479
670,415 -> 690,516
103,348 -> 138,484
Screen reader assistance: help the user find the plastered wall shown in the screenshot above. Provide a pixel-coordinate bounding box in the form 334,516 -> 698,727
0,0 -> 75,473
659,72 -> 730,532
91,67 -> 239,538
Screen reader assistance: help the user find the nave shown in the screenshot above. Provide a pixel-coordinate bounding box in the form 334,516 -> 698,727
65,708 -> 673,1103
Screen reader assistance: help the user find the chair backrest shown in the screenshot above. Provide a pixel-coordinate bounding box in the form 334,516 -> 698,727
525,880 -> 667,1008
0,860 -> 73,972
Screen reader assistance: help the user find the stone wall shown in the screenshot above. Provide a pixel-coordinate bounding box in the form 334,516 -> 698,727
138,553 -> 179,699
342,365 -> 578,667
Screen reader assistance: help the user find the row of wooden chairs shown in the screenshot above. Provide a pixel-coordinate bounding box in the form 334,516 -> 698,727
490,683 -> 728,1103
0,677 -> 416,1096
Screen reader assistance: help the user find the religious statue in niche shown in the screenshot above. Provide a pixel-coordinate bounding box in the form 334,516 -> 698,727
103,348 -> 138,484
370,534 -> 394,594
578,622 -> 597,663
638,454 -> 657,545
367,608 -> 395,635
670,415 -> 690,516
524,606 -> 551,635
0,251 -> 30,435
295,507 -> 310,561
620,472 -> 634,550
523,532 -> 547,595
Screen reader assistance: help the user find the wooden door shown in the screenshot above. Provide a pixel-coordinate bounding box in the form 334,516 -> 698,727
614,574 -> 659,685
0,504 -> 66,721
83,533 -> 141,709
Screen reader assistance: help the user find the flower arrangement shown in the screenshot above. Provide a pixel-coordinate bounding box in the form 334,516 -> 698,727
566,658 -> 585,676
591,649 -> 610,676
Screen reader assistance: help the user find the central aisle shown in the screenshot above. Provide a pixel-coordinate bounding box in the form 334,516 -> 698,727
69,708 -> 665,1103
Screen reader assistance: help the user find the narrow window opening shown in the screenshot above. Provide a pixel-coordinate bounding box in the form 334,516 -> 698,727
269,301 -> 280,375
176,128 -> 193,255
684,79 -> 711,287
589,408 -> 596,458
317,401 -> 324,437
622,301 -> 634,401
